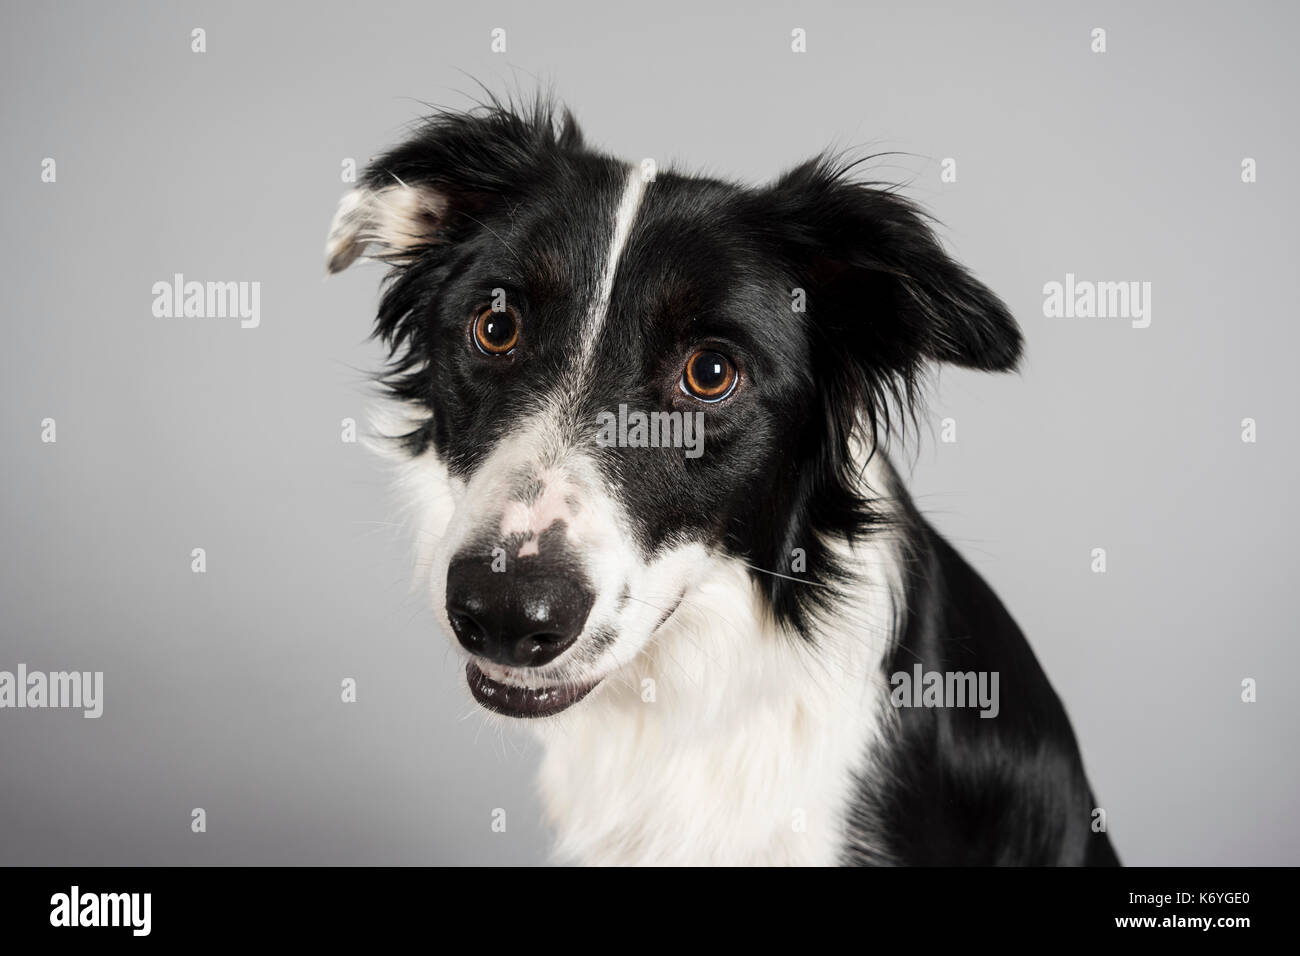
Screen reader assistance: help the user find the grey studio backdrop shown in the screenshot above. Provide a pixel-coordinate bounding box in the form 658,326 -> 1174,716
1,0 -> 1296,866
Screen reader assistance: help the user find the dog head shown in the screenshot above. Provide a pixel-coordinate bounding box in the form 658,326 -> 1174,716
326,99 -> 1021,719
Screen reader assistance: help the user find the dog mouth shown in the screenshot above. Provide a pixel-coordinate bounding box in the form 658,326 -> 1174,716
465,662 -> 600,718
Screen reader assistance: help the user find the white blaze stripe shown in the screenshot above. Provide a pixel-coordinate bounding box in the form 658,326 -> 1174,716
578,168 -> 648,369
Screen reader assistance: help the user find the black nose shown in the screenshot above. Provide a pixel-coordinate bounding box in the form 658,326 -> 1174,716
445,557 -> 595,668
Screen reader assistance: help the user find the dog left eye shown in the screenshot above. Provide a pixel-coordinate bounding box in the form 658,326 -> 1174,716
680,349 -> 738,402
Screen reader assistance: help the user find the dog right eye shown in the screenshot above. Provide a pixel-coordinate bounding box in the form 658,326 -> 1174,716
472,307 -> 519,355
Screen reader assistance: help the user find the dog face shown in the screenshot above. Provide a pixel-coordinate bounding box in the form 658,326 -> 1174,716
327,101 -> 1021,719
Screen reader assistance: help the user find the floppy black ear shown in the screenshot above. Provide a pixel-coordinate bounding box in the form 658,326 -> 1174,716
742,159 -> 1022,637
767,157 -> 1022,375
325,102 -> 584,273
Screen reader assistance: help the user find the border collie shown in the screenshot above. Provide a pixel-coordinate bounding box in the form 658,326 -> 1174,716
326,98 -> 1119,867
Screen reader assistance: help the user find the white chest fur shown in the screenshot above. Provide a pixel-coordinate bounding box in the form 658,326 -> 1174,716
534,535 -> 901,866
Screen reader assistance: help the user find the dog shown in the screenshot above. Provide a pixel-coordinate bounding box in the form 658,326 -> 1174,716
325,98 -> 1119,867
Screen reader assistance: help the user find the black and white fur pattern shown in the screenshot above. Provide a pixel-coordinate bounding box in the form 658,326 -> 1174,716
326,98 -> 1119,866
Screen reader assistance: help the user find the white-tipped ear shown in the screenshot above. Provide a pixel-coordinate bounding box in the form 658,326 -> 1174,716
325,184 -> 449,274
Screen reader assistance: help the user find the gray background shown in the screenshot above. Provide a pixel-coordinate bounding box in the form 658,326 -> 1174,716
1,0 -> 1296,865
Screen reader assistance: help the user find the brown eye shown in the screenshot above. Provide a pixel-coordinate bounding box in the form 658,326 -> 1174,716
472,307 -> 519,355
681,349 -> 738,402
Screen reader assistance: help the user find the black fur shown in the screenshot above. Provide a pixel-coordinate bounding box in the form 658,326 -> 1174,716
845,503 -> 1120,865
